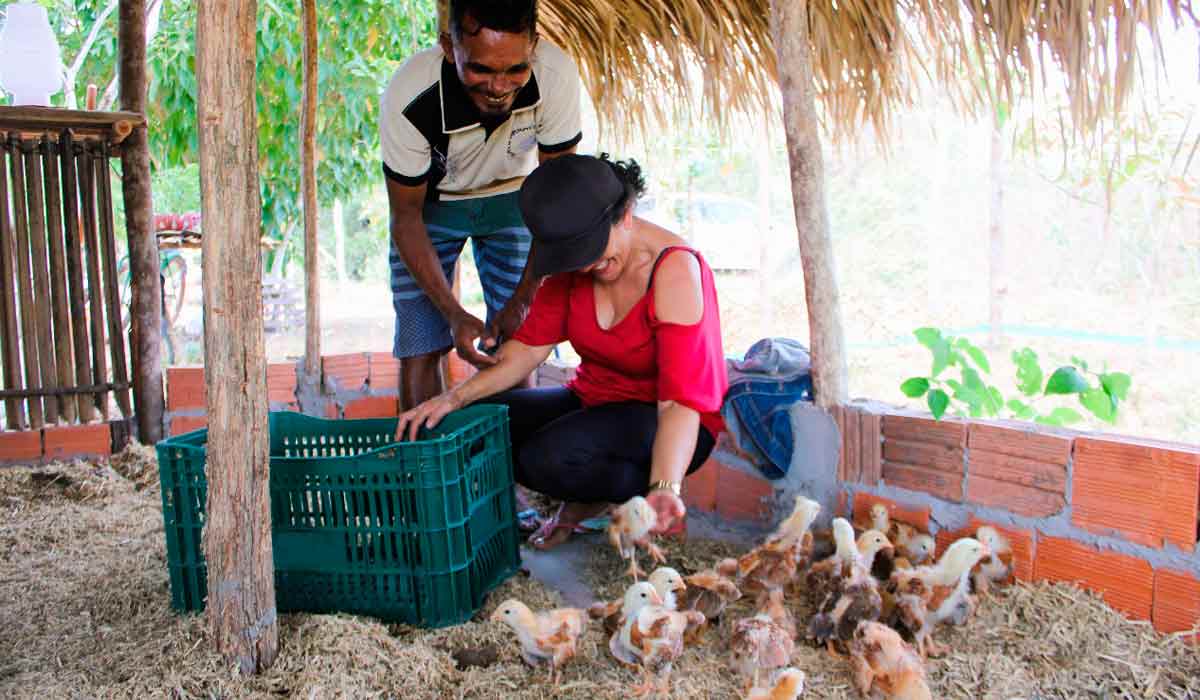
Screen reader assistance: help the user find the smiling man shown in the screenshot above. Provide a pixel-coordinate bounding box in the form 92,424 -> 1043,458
380,0 -> 582,408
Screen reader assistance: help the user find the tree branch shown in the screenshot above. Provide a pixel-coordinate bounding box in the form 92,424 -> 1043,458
63,0 -> 120,109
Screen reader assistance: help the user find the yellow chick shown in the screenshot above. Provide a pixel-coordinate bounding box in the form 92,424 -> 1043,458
901,533 -> 936,566
849,621 -> 932,700
804,517 -> 859,609
890,537 -> 990,658
747,667 -> 806,700
591,566 -> 688,634
609,496 -> 664,580
730,614 -> 795,694
489,599 -> 588,686
971,526 -> 1013,598
767,495 -> 821,548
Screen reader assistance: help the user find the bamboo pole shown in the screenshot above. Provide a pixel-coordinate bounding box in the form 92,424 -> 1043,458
0,106 -> 145,133
769,0 -> 847,408
197,0 -> 277,675
96,142 -> 133,418
77,145 -> 111,420
119,0 -> 164,443
301,0 -> 319,377
60,130 -> 97,422
22,142 -> 61,424
0,144 -> 26,429
8,136 -> 45,427
41,137 -> 79,423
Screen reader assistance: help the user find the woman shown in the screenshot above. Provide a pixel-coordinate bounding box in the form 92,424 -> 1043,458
396,153 -> 727,549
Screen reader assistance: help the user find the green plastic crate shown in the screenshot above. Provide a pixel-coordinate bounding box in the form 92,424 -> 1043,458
155,404 -> 520,627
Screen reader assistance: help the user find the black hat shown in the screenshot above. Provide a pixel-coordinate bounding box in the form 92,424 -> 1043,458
518,154 -> 624,277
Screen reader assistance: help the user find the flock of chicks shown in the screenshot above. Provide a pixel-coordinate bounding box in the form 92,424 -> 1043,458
490,495 -> 1014,699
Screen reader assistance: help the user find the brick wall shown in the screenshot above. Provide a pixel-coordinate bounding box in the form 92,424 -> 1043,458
0,421 -> 115,465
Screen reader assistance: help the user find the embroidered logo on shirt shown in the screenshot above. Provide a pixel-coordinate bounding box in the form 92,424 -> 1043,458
507,125 -> 537,157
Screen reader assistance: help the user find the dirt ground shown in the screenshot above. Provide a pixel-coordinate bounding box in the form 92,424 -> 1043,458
2,452 -> 1198,699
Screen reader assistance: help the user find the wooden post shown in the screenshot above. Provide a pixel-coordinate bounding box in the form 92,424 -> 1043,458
78,146 -> 112,419
769,0 -> 847,408
60,130 -> 98,423
96,142 -> 133,418
21,142 -> 61,424
301,0 -> 319,377
9,137 -> 45,427
197,0 -> 277,675
119,0 -> 165,443
41,136 -> 79,424
0,146 -> 26,428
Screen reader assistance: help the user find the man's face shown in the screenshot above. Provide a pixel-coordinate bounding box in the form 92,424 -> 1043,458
441,15 -> 537,119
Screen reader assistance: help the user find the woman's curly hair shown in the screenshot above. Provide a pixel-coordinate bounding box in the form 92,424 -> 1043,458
599,153 -> 647,226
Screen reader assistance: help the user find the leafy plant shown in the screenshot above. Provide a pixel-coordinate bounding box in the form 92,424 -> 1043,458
899,327 -> 1131,426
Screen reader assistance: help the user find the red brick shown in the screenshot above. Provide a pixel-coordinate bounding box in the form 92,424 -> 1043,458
859,409 -> 882,485
322,353 -> 369,393
325,402 -> 341,419
967,421 -> 1073,464
368,352 -> 400,389
1072,436 -> 1199,550
1153,569 -> 1200,640
343,395 -> 398,419
683,458 -> 718,513
1034,535 -> 1154,621
841,405 -> 861,482
0,430 -> 42,462
852,492 -> 932,532
882,462 -> 961,502
716,463 -> 773,523
832,406 -> 846,480
966,474 -> 1066,517
166,366 -> 205,411
882,439 -> 963,473
267,362 -> 297,404
935,519 -> 1035,581
169,415 -> 207,436
838,490 -> 850,518
968,449 -> 1067,493
882,413 -> 966,448
446,353 -> 476,386
43,423 -> 111,459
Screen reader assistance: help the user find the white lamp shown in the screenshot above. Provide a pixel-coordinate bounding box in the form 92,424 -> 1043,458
0,2 -> 64,106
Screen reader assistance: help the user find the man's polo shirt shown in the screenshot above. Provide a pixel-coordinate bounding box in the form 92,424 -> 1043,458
380,41 -> 582,202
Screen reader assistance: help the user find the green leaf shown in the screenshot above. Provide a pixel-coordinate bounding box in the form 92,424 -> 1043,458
1045,366 -> 1089,395
1100,372 -> 1131,401
931,339 -> 952,377
1006,398 -> 1035,420
965,345 -> 991,373
1012,348 -> 1043,396
927,389 -> 950,419
1079,388 -> 1117,423
900,377 -> 931,398
986,387 -> 1004,416
914,327 -> 943,350
1043,406 -> 1084,425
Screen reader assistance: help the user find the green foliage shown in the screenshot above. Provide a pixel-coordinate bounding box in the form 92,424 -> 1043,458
899,327 -> 1132,427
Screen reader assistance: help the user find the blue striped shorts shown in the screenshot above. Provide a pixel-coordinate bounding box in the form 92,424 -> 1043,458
389,190 -> 531,359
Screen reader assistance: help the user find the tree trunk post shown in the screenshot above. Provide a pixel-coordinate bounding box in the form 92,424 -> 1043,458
769,0 -> 848,407
301,0 -> 320,376
119,0 -> 164,443
196,0 -> 277,675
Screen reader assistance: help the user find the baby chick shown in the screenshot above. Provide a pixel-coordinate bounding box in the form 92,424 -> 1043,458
900,533 -> 936,567
971,526 -> 1013,599
614,582 -> 705,696
747,667 -> 806,700
848,621 -> 932,700
489,599 -> 588,686
730,614 -> 796,694
804,517 -> 860,609
590,566 -> 687,634
767,495 -> 822,550
609,496 -> 664,580
757,587 -> 797,641
610,582 -> 664,667
679,567 -> 742,641
888,537 -> 990,658
807,552 -> 883,657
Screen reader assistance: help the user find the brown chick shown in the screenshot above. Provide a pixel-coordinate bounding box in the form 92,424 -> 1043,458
888,537 -> 990,658
747,668 -> 806,700
609,496 -> 664,580
490,600 -> 588,686
737,536 -> 805,597
899,534 -> 936,567
807,554 -> 882,657
679,567 -> 742,641
971,526 -> 1013,598
730,614 -> 795,694
625,596 -> 706,697
757,588 -> 797,640
804,517 -> 860,610
849,621 -> 932,700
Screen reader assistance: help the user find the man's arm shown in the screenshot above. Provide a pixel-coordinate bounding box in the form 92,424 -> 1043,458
387,178 -> 493,367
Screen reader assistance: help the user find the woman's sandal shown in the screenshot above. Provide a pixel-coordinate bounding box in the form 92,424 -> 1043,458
528,504 -> 588,550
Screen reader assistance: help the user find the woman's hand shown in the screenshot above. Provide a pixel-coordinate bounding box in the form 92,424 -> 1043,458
395,389 -> 463,442
646,488 -> 686,535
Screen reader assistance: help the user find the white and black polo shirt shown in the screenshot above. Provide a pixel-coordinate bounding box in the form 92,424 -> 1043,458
380,40 -> 582,202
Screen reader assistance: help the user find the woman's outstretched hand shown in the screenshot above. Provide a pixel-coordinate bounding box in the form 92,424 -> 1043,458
395,389 -> 463,442
646,488 -> 686,535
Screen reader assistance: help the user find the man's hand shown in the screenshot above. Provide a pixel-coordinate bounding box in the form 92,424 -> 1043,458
646,488 -> 686,535
395,388 -> 463,442
485,296 -> 530,350
450,311 -> 499,369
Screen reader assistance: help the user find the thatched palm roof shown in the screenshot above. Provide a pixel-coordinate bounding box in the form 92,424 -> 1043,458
536,0 -> 1196,139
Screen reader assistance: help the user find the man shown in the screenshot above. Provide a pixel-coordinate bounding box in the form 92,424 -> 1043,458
380,0 -> 582,408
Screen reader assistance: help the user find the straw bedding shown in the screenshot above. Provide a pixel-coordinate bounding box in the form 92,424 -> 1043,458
1,453 -> 1197,699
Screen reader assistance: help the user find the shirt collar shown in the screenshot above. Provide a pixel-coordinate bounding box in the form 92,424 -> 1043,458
439,58 -> 541,134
